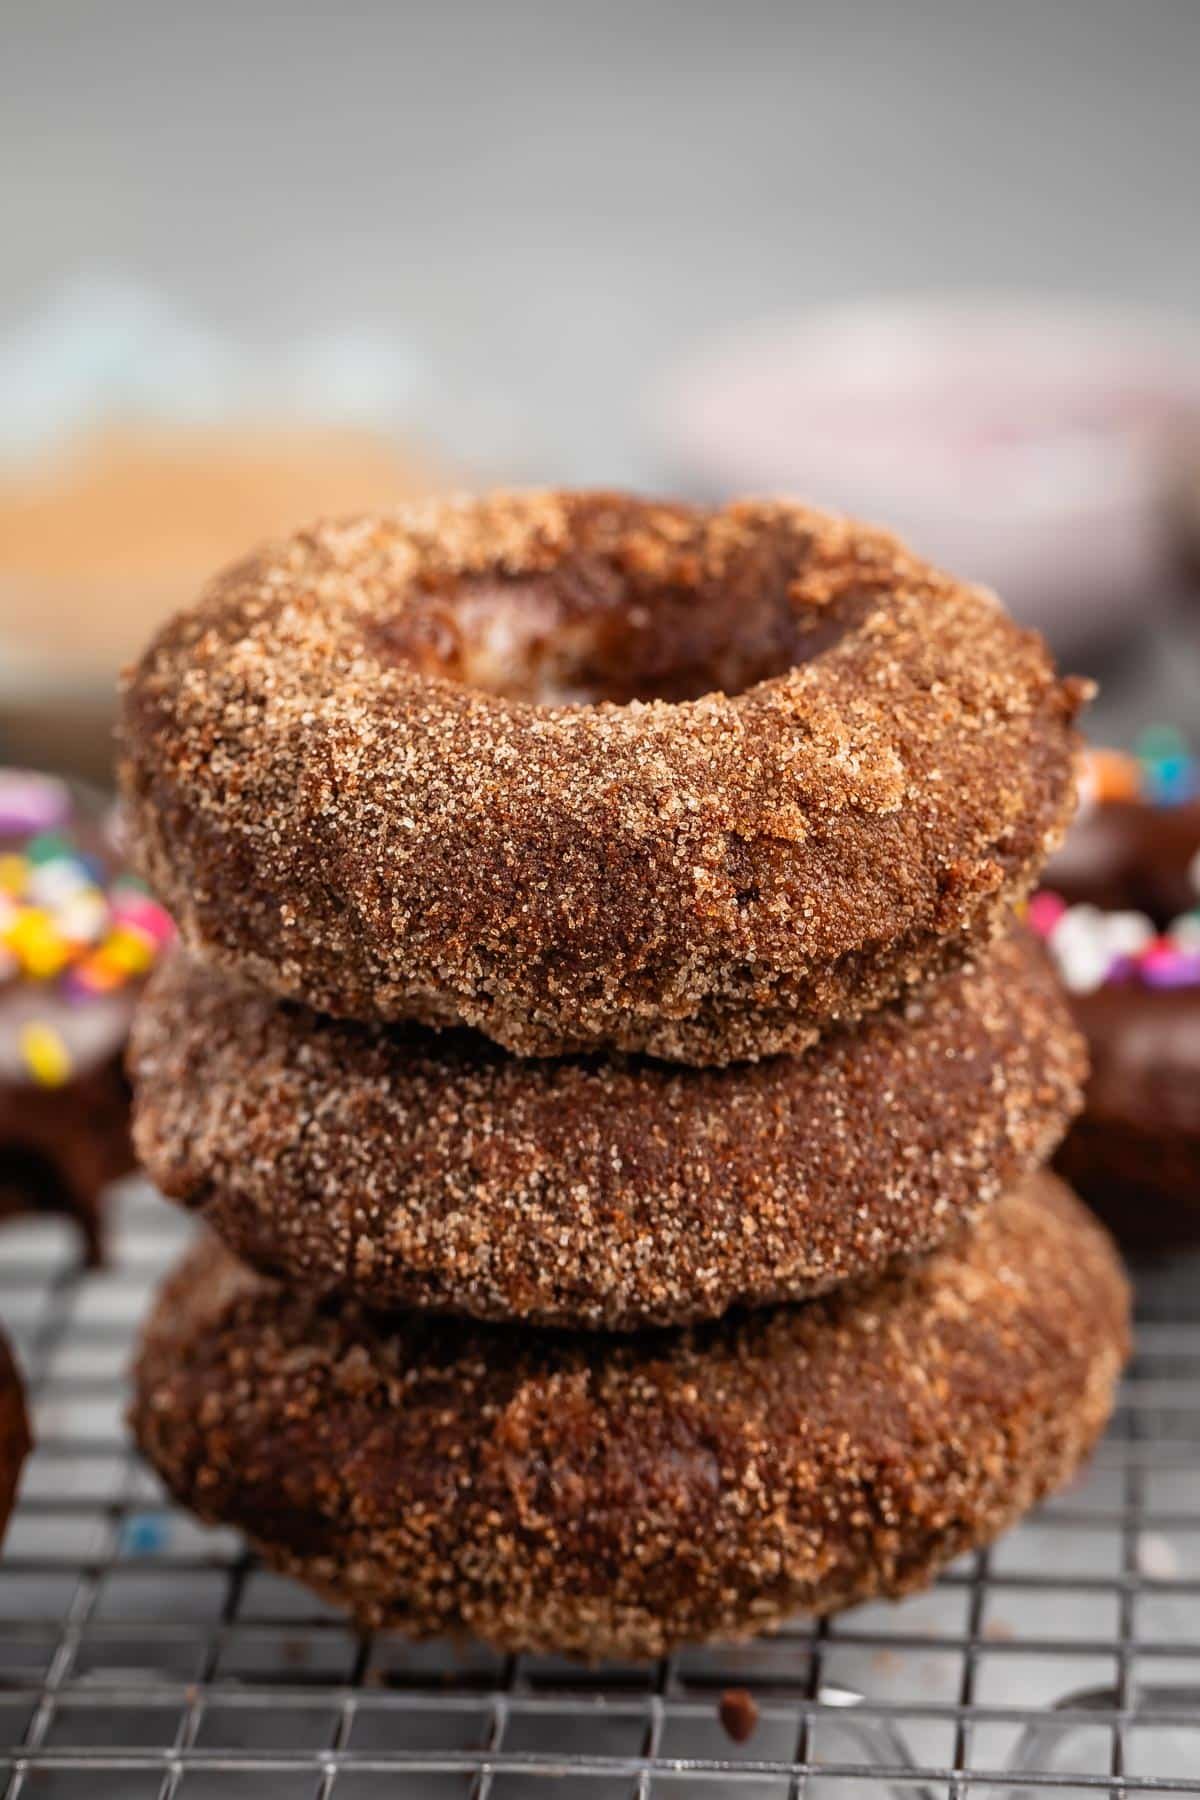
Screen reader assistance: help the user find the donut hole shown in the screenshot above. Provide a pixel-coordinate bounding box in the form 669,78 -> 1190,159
368,567 -> 857,705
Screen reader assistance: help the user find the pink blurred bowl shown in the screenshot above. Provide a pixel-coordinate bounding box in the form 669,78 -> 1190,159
652,299 -> 1200,654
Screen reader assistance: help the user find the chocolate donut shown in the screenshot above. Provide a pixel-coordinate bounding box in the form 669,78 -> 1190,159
1035,741 -> 1200,1248
119,492 -> 1084,1064
1053,985 -> 1200,1250
0,770 -> 174,1261
0,1329 -> 30,1545
0,1059 -> 136,1265
131,1175 -> 1129,1659
130,930 -> 1085,1329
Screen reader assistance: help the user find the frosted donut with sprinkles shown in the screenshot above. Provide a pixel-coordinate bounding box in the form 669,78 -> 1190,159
119,492 -> 1087,1062
1036,735 -> 1200,1248
0,769 -> 174,1262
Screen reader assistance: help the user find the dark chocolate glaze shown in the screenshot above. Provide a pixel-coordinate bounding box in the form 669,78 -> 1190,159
1044,790 -> 1200,1248
0,1329 -> 30,1545
1047,798 -> 1200,926
0,1052 -> 136,1265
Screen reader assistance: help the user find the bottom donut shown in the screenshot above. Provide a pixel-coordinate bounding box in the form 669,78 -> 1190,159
132,1174 -> 1129,1660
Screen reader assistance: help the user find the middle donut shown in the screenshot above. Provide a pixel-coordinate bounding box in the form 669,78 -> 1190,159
131,928 -> 1084,1331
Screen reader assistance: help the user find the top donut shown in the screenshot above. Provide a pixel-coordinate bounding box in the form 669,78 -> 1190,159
118,491 -> 1086,1063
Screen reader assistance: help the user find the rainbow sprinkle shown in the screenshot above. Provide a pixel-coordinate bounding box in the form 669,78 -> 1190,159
0,771 -> 174,1084
1080,728 -> 1197,810
19,1020 -> 72,1088
1030,894 -> 1200,994
0,771 -> 72,837
1042,732 -> 1200,993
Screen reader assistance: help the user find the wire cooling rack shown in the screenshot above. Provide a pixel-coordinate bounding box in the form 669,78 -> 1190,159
1,1181 -> 1199,1799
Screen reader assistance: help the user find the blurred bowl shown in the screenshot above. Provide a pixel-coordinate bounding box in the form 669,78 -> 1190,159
652,298 -> 1200,655
0,275 -> 449,783
0,423 -> 438,783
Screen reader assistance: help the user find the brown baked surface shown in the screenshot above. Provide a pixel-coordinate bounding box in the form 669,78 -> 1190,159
131,930 -> 1085,1328
131,1174 -> 1129,1659
0,1329 -> 30,1546
119,492 -> 1084,1063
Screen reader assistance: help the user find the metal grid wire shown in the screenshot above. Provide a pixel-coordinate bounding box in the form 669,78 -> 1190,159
1,1181 -> 1199,1799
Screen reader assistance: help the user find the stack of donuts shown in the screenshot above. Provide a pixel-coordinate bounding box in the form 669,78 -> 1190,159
122,491 -> 1130,1660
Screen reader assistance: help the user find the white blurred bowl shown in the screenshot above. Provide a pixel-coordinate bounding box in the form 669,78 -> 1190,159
653,298 -> 1200,654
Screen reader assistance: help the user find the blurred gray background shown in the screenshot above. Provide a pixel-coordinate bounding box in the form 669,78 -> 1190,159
4,0 -> 1199,482
2,15 -> 1200,1780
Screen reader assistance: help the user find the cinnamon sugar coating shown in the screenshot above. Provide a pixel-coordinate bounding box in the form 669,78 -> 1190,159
131,931 -> 1086,1329
131,1175 -> 1129,1660
118,492 -> 1086,1062
0,1329 -> 30,1546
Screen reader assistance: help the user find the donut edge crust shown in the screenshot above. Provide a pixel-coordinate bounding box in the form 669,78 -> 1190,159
130,1174 -> 1129,1659
129,930 -> 1087,1328
118,492 -> 1088,1063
